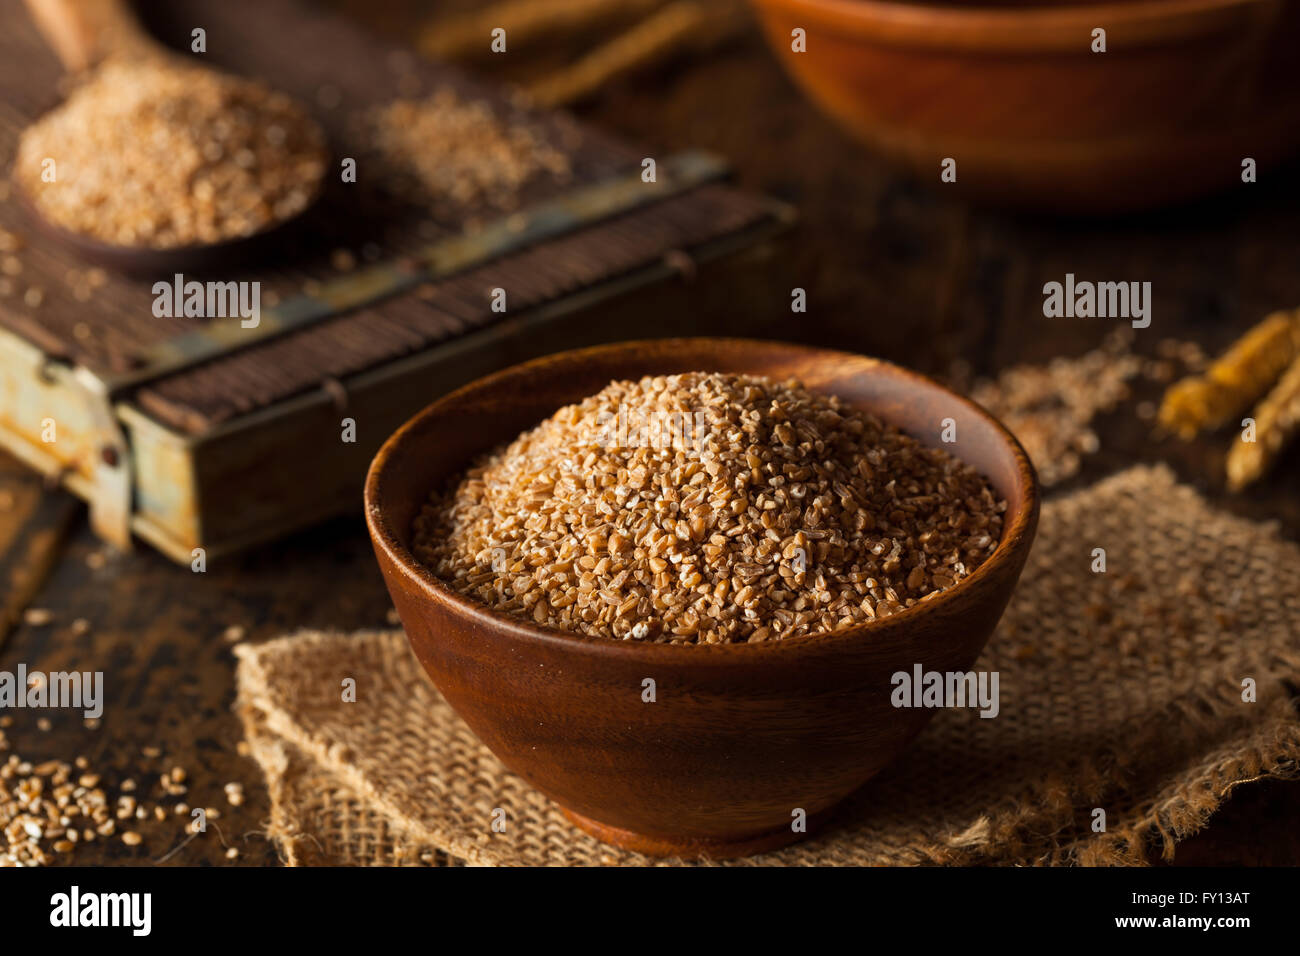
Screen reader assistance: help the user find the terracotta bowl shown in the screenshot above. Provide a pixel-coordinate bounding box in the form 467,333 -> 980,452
365,338 -> 1039,859
747,0 -> 1300,213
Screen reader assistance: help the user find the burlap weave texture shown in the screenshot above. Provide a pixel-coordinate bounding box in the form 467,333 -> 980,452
235,466 -> 1300,865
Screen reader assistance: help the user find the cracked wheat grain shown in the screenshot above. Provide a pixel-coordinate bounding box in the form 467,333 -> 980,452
361,88 -> 572,213
413,373 -> 1004,644
16,58 -> 326,249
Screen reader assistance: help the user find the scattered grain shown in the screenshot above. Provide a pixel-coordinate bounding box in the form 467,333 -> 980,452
1,749 -> 218,865
964,331 -> 1141,487
361,88 -> 571,213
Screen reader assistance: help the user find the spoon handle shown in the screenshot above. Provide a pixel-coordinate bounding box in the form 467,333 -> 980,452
24,0 -> 160,72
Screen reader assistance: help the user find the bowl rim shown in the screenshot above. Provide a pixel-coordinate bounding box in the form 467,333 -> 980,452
365,337 -> 1040,660
747,0 -> 1274,47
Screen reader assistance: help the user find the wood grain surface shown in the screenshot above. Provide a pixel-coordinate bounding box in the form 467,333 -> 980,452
0,0 -> 773,434
1,0 -> 1297,865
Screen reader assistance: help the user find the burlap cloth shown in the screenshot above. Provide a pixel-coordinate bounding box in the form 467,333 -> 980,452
234,465 -> 1300,866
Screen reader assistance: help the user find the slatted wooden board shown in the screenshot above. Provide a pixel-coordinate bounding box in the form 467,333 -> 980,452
0,0 -> 788,558
0,0 -> 783,434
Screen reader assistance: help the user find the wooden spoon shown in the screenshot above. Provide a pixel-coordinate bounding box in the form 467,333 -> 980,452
14,0 -> 329,275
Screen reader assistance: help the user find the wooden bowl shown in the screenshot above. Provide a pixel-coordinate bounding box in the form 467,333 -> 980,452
747,0 -> 1300,213
364,338 -> 1039,859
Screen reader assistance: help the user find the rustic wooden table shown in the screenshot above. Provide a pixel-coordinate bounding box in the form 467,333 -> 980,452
2,0 -> 1297,866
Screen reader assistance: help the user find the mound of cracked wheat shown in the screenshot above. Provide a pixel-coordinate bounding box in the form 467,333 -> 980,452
413,373 -> 1005,644
15,57 -> 326,249
363,88 -> 572,212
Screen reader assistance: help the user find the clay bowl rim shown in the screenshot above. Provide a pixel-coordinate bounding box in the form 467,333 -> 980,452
747,0 -> 1273,49
364,337 -> 1039,662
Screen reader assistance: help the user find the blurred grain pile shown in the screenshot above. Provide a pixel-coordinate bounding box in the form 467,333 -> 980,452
362,88 -> 572,212
960,331 -> 1205,488
15,57 -> 326,248
963,310 -> 1300,493
966,334 -> 1143,487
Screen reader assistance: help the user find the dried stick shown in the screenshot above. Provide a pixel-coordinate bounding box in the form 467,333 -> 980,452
1158,310 -> 1300,439
1225,353 -> 1300,490
420,0 -> 665,63
528,0 -> 739,108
